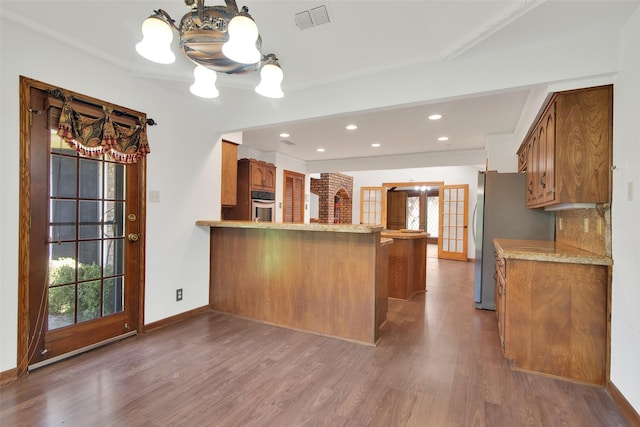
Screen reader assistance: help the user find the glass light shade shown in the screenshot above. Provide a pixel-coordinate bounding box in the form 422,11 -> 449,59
135,16 -> 175,64
221,14 -> 261,64
255,62 -> 284,99
190,65 -> 219,98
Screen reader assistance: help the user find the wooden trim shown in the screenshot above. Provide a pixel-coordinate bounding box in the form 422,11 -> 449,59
137,156 -> 147,332
606,381 -> 640,427
17,76 -> 32,377
0,368 -> 18,387
382,181 -> 444,189
144,305 -> 212,333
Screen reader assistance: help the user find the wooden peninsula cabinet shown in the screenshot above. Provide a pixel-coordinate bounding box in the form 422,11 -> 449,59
493,239 -> 612,386
518,85 -> 612,208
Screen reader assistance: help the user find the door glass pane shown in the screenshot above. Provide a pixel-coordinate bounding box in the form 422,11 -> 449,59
78,280 -> 101,323
49,284 -> 76,330
79,158 -> 103,199
105,162 -> 125,200
50,200 -> 76,241
103,277 -> 124,316
50,154 -> 77,198
47,130 -> 127,329
79,200 -> 101,239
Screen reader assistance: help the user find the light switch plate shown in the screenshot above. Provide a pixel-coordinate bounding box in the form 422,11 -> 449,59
149,190 -> 160,203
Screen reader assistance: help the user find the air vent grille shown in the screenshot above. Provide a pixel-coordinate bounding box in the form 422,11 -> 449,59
295,5 -> 330,30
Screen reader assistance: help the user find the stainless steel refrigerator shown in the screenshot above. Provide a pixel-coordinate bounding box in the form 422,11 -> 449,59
473,171 -> 555,310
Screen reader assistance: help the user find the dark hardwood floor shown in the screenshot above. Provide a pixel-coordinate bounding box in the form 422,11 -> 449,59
0,245 -> 631,426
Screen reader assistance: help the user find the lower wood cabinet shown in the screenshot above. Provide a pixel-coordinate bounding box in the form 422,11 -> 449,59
496,256 -> 608,386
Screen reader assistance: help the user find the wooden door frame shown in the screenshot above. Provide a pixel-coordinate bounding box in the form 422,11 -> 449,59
382,181 -> 443,231
17,76 -> 147,377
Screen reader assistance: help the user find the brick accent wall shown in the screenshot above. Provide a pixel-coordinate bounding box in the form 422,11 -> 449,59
310,173 -> 353,224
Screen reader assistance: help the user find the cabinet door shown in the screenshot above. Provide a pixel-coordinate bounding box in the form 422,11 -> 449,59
250,163 -> 265,190
525,134 -> 537,206
221,141 -> 238,206
263,166 -> 275,192
536,123 -> 547,203
496,257 -> 506,352
543,106 -> 556,203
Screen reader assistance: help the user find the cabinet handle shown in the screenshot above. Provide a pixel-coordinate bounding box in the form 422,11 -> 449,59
498,284 -> 503,296
539,172 -> 546,189
528,182 -> 533,194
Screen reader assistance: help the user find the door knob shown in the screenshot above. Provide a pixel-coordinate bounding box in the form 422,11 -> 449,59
127,233 -> 139,242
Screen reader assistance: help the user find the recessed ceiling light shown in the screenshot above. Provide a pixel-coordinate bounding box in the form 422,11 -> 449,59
279,132 -> 290,138
345,124 -> 358,130
317,148 -> 325,152
371,143 -> 381,147
429,114 -> 442,120
438,136 -> 449,142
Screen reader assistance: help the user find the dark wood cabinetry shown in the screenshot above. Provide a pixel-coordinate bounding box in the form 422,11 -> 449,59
223,158 -> 276,221
520,85 -> 612,208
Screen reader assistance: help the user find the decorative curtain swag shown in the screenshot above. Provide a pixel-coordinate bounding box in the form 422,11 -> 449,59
57,98 -> 150,164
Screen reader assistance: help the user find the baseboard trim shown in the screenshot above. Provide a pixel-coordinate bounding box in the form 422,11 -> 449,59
606,380 -> 640,426
0,367 -> 18,388
144,305 -> 211,333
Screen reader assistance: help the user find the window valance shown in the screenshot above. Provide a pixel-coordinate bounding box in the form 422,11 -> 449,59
50,91 -> 151,164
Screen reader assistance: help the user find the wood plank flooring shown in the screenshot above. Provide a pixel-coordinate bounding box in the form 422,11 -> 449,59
0,245 -> 632,426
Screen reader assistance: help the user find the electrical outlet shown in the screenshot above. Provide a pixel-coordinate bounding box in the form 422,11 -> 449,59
176,288 -> 183,301
583,218 -> 589,233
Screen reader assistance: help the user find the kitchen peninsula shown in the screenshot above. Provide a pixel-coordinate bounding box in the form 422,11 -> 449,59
195,220 -> 391,345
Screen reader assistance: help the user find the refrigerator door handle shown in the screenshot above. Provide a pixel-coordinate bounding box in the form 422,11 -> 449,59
472,202 -> 478,245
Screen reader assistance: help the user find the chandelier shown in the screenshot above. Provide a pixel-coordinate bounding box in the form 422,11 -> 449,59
136,0 -> 284,99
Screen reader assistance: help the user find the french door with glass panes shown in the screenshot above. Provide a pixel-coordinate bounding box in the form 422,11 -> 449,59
438,184 -> 469,261
360,187 -> 387,226
24,85 -> 143,367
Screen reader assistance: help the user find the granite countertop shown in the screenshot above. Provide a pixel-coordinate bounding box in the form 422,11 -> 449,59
196,220 -> 384,234
493,238 -> 612,266
381,230 -> 430,239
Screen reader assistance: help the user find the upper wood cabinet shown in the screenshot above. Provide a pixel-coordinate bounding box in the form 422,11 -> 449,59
520,85 -> 612,208
246,158 -> 276,192
221,140 -> 238,207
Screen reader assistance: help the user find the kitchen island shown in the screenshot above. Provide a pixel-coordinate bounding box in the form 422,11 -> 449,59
196,220 -> 390,345
381,230 -> 428,299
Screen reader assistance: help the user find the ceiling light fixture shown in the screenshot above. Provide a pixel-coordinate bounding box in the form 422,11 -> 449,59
428,114 -> 442,120
279,132 -> 290,138
438,136 -> 449,142
317,148 -> 325,152
371,143 -> 381,147
346,124 -> 358,130
136,0 -> 284,99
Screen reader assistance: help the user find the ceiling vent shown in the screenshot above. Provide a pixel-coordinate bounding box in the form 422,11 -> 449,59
280,139 -> 296,146
295,5 -> 330,30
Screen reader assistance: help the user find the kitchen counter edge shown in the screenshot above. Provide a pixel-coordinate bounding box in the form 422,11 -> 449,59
493,238 -> 612,266
196,220 -> 384,234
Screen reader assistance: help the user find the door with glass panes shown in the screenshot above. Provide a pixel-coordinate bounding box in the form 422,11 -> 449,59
438,184 -> 469,261
24,84 -> 143,367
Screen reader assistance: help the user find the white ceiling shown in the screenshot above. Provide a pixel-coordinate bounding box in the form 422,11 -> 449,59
2,0 -> 639,163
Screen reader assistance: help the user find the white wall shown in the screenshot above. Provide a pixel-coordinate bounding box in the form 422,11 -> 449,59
610,7 -> 640,413
346,166 -> 481,259
0,18 -> 221,371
